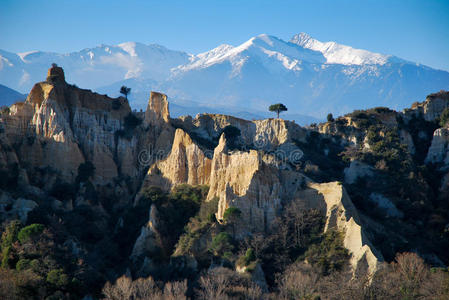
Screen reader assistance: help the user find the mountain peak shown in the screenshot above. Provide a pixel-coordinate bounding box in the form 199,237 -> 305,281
291,32 -> 313,46
290,32 -> 392,65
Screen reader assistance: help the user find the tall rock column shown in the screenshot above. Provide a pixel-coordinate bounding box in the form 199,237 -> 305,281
144,92 -> 170,127
143,91 -> 174,155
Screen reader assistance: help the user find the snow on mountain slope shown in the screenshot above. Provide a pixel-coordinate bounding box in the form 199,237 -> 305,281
290,32 -> 400,65
174,34 -> 325,75
0,43 -> 191,92
1,33 -> 449,122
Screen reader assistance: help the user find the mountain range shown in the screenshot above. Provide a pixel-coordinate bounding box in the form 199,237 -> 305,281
1,33 -> 449,123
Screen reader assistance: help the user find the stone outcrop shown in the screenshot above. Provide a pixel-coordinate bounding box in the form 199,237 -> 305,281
142,128 -> 212,191
172,113 -> 307,151
140,130 -> 383,274
0,66 -> 144,186
405,91 -> 449,122
131,204 -> 163,260
0,192 -> 37,223
295,182 -> 383,275
8,66 -> 444,279
344,160 -> 374,184
209,134 -> 284,232
425,126 -> 449,165
425,126 -> 449,196
145,91 -> 170,127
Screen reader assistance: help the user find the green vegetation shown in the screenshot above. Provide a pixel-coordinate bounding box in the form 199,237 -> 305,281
237,248 -> 256,269
46,269 -> 69,288
175,196 -> 219,262
1,246 -> 11,268
116,112 -> 142,139
210,232 -> 234,257
123,112 -> 142,131
223,207 -> 241,222
269,103 -> 288,118
304,230 -> 350,275
0,106 -> 10,115
327,113 -> 334,122
223,206 -> 241,238
17,224 -> 44,243
1,220 -> 21,250
16,258 -> 31,271
222,125 -> 241,139
119,85 -> 131,100
439,107 -> 449,127
222,125 -> 242,149
0,221 -> 82,298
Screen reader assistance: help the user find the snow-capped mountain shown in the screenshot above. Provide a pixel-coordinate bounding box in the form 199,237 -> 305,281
290,32 -> 403,65
0,43 -> 191,92
1,33 -> 449,123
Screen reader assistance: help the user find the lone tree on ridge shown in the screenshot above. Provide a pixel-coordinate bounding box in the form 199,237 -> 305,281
120,86 -> 131,100
269,103 -> 288,119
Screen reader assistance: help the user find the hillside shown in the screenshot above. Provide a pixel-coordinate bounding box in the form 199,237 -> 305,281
0,84 -> 26,107
0,66 -> 448,299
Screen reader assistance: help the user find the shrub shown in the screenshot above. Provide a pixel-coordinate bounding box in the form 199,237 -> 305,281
222,125 -> 241,139
116,112 -> 142,139
223,207 -> 241,238
210,232 -> 234,257
223,207 -> 241,222
1,246 -> 11,268
304,230 -> 349,275
138,186 -> 167,207
1,220 -> 21,250
440,107 -> 449,127
0,106 -> 10,115
123,112 -> 142,131
16,258 -> 31,271
237,248 -> 256,267
171,184 -> 208,206
46,269 -> 69,288
17,224 -> 45,244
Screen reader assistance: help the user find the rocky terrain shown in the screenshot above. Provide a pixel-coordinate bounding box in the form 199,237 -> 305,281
0,66 -> 448,299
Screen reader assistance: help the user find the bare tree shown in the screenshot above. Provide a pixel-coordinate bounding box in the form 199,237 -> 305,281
163,280 -> 188,300
278,262 -> 320,300
133,276 -> 161,300
102,274 -> 187,300
102,275 -> 134,300
196,268 -> 231,300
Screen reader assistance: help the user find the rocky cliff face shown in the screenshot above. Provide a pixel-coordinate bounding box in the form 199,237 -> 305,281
0,66 -> 168,210
406,91 -> 449,122
1,67 -> 448,286
139,115 -> 384,274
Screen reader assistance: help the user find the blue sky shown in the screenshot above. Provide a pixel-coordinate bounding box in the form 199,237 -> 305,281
1,0 -> 449,71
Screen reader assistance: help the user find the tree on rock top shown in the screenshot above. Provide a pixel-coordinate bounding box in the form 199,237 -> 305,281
269,103 -> 288,118
120,86 -> 131,100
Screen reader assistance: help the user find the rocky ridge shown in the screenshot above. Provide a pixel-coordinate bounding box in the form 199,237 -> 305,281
1,67 -> 449,293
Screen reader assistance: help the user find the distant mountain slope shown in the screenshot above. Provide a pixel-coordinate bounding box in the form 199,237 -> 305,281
1,33 -> 449,121
0,84 -> 26,107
